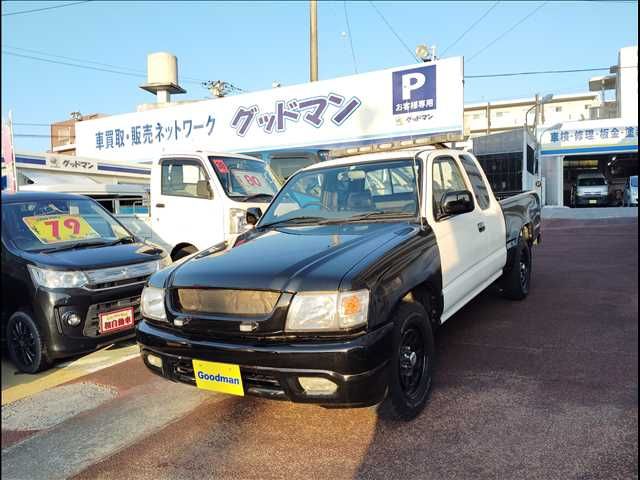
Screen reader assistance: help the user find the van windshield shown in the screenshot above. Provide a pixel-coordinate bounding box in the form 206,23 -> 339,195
2,198 -> 132,253
209,157 -> 280,201
578,177 -> 606,186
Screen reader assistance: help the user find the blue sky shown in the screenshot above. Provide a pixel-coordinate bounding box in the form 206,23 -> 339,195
2,0 -> 638,151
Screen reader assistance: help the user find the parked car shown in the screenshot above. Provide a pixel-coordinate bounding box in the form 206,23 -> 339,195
623,175 -> 638,206
570,172 -> 609,207
149,152 -> 281,260
1,191 -> 171,373
136,148 -> 540,420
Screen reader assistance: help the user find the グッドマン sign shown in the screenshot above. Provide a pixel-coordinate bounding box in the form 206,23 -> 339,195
76,57 -> 463,161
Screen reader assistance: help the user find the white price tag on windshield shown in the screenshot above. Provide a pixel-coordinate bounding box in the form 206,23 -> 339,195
231,169 -> 269,194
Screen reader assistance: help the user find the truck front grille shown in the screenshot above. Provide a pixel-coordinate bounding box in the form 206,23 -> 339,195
175,289 -> 281,316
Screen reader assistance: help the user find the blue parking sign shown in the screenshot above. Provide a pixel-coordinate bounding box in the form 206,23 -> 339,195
392,65 -> 436,115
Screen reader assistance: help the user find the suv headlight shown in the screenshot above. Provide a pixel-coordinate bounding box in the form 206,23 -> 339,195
229,208 -> 249,235
28,265 -> 88,289
285,290 -> 369,332
141,286 -> 167,322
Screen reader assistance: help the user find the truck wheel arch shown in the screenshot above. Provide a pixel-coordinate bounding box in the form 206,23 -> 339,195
401,282 -> 443,329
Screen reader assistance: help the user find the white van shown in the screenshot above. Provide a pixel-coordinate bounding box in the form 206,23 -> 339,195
150,151 -> 281,259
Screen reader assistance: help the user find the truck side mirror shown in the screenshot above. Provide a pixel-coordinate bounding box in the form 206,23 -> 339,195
441,190 -> 474,217
246,207 -> 263,226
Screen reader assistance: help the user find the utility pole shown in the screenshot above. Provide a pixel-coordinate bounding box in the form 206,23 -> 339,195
310,0 -> 318,81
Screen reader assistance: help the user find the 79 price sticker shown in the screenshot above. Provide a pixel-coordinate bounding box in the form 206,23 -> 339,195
22,214 -> 100,244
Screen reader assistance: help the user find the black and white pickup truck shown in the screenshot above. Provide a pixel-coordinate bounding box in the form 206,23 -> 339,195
137,148 -> 541,420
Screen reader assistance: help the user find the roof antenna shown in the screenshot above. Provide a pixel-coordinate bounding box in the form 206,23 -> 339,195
412,152 -> 425,230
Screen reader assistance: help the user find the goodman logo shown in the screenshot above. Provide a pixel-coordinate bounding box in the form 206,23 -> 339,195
197,370 -> 240,385
392,65 -> 436,115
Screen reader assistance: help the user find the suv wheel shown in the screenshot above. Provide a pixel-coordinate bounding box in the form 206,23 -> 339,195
7,311 -> 50,374
385,302 -> 435,421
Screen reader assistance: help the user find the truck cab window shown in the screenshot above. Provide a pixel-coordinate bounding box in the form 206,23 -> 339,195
432,156 -> 468,219
161,160 -> 211,199
459,154 -> 491,210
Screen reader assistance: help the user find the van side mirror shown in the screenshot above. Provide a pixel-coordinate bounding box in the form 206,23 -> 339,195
441,190 -> 474,217
246,207 -> 263,226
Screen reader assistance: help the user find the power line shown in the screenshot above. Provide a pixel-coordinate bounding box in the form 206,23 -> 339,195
466,66 -> 608,78
2,46 -> 207,84
13,122 -> 51,127
343,1 -> 358,74
2,1 -> 91,17
441,1 -> 500,56
368,1 -> 418,62
2,50 -> 210,85
466,1 -> 548,63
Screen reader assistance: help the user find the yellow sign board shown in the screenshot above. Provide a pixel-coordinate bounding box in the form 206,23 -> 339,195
192,359 -> 244,396
22,214 -> 100,244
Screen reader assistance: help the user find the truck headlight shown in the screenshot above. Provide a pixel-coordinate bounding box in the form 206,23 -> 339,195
228,208 -> 249,235
141,286 -> 167,322
28,265 -> 88,289
285,290 -> 369,332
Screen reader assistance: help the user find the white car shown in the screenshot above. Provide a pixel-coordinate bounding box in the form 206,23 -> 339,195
623,175 -> 638,207
571,172 -> 609,207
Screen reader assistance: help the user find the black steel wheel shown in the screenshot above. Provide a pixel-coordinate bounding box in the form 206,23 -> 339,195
386,301 -> 435,421
7,311 -> 49,374
500,235 -> 532,300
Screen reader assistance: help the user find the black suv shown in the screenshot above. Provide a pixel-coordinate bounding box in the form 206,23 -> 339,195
1,191 -> 170,373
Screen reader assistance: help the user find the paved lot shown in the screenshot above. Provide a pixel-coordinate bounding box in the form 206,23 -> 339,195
2,218 -> 638,480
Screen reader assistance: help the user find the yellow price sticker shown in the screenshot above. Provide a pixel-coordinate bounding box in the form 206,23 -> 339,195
22,214 -> 100,244
192,359 -> 244,396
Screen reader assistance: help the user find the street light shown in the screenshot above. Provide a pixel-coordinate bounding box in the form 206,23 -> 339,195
524,93 -> 553,137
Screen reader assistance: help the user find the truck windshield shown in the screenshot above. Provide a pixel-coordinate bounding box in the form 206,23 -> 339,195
2,198 -> 132,253
259,159 -> 420,226
210,157 -> 280,200
578,177 -> 606,186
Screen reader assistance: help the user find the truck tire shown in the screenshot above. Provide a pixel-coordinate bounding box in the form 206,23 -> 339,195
385,302 -> 435,421
7,311 -> 50,374
500,236 -> 531,300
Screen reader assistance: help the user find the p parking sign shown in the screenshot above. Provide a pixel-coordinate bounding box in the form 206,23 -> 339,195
392,65 -> 436,115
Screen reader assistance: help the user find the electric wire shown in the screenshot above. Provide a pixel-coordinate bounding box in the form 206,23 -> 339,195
2,1 -> 91,17
368,1 -> 419,62
441,1 -> 500,56
466,1 -> 548,63
343,1 -> 358,74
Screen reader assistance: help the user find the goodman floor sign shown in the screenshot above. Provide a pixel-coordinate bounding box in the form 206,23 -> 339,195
76,57 -> 464,160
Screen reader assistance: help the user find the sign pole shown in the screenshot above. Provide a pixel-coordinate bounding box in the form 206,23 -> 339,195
310,0 -> 318,82
2,110 -> 18,192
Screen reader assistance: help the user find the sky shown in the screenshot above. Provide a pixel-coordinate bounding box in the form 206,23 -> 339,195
2,0 -> 638,152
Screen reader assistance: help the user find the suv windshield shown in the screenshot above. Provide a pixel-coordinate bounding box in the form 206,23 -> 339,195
259,159 -> 420,227
209,157 -> 280,200
2,198 -> 132,253
578,177 -> 606,186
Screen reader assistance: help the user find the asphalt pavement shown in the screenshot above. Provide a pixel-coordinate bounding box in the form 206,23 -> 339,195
1,217 -> 638,480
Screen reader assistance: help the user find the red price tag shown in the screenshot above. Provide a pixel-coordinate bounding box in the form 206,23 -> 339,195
213,159 -> 229,173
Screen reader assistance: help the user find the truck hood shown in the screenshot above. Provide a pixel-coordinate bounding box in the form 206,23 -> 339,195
22,242 -> 166,270
168,222 -> 414,292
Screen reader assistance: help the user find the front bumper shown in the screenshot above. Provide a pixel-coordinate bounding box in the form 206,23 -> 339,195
136,319 -> 393,407
575,196 -> 609,207
36,283 -> 145,360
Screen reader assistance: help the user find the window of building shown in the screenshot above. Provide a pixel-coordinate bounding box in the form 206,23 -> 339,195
472,113 -> 481,120
555,106 -> 562,112
496,111 -> 504,118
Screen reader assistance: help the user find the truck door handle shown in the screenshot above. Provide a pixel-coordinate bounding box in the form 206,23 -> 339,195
155,203 -> 165,208
477,222 -> 485,232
